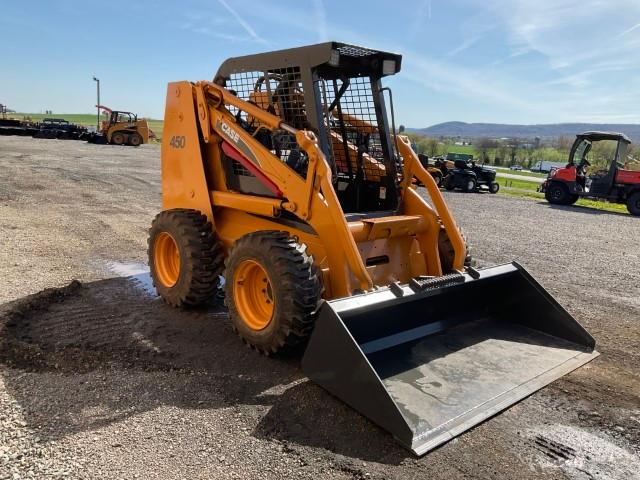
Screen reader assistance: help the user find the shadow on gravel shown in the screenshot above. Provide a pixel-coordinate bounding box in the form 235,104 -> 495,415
539,202 -> 631,217
0,279 -> 408,464
253,381 -> 407,464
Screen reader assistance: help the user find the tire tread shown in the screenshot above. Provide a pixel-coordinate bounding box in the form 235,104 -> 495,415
225,231 -> 323,355
148,209 -> 224,307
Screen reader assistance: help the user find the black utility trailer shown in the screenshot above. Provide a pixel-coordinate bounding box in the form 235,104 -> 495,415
33,118 -> 87,140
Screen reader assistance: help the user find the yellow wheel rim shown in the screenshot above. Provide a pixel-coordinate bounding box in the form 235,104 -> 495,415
154,232 -> 181,287
233,259 -> 274,331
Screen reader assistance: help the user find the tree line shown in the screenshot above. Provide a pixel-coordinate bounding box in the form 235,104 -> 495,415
406,133 -> 638,169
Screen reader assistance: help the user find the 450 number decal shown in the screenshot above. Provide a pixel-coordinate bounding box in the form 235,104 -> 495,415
169,135 -> 186,148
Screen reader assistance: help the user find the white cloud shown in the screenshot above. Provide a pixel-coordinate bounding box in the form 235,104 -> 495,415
174,0 -> 640,124
312,0 -> 328,42
409,0 -> 433,37
401,49 -> 535,112
490,46 -> 533,66
445,34 -> 484,57
216,0 -> 268,45
470,0 -> 640,71
618,21 -> 640,38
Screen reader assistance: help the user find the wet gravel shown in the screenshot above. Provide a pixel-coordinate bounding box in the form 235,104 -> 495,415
0,136 -> 638,479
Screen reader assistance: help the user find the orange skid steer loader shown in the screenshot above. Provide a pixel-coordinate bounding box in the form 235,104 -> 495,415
148,42 -> 598,455
90,105 -> 150,146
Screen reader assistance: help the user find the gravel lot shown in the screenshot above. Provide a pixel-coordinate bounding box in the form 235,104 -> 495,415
0,136 -> 638,479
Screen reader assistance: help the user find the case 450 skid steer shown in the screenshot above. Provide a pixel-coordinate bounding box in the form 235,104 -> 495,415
148,42 -> 598,455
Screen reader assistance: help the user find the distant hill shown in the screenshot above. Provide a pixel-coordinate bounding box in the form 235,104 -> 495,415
407,122 -> 640,142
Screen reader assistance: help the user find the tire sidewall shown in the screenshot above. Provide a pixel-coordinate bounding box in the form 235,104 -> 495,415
149,216 -> 193,302
628,191 -> 640,216
129,133 -> 142,146
433,172 -> 443,187
464,177 -> 477,192
547,183 -> 568,204
112,133 -> 125,145
438,226 -> 472,272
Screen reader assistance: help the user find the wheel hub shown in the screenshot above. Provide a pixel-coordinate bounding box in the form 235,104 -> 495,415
154,232 -> 181,287
233,259 -> 274,331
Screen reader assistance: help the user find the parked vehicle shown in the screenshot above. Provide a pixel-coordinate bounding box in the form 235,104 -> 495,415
87,105 -> 149,146
0,118 -> 38,136
539,131 -> 640,215
444,159 -> 500,193
531,160 -> 566,173
509,165 -> 523,171
433,156 -> 453,172
416,153 -> 445,186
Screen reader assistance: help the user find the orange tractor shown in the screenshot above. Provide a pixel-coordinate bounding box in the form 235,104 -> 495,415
147,42 -> 598,454
88,105 -> 150,146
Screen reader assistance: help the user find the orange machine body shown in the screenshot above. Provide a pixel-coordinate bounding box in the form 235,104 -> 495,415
161,81 -> 466,299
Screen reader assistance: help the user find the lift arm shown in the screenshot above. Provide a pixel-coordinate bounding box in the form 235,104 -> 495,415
193,81 -> 374,295
397,135 -> 466,271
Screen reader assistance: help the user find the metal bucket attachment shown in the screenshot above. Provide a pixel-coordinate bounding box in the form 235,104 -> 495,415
302,262 -> 599,455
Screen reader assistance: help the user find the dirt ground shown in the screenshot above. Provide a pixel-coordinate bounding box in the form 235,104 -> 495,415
0,136 -> 638,480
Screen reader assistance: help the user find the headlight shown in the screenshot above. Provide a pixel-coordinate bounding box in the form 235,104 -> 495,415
329,49 -> 340,67
382,59 -> 396,75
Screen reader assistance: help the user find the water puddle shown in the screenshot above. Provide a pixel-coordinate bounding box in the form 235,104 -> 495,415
530,424 -> 640,479
105,261 -> 225,299
106,261 -> 157,297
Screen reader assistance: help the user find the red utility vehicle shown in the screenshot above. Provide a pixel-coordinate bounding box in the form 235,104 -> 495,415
539,131 -> 640,215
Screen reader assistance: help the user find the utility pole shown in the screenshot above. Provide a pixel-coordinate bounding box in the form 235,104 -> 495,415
92,76 -> 100,132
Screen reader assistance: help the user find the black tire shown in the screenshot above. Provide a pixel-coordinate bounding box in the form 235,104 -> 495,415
627,191 -> 640,216
463,177 -> 477,193
438,226 -> 473,273
545,182 -> 572,205
111,132 -> 126,145
444,175 -> 455,191
148,209 -> 224,307
432,172 -> 443,187
225,231 -> 323,355
489,182 -> 500,194
128,133 -> 143,147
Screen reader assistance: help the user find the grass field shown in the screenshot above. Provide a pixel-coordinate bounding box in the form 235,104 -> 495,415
496,177 -> 630,214
15,113 -> 100,125
14,113 -> 164,139
496,176 -> 539,191
496,169 -> 547,179
446,145 -> 475,155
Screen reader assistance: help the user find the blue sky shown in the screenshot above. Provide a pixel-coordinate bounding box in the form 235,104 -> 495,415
1,0 -> 639,126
